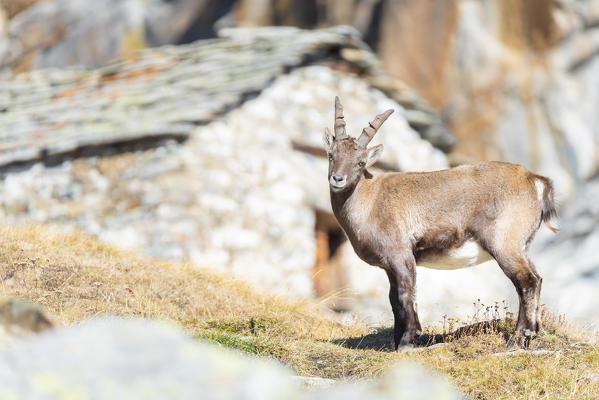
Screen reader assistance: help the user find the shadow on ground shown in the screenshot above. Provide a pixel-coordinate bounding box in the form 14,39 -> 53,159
333,319 -> 514,351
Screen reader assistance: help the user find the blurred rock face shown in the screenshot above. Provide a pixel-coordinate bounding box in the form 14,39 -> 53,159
0,317 -> 462,400
378,0 -> 599,202
0,0 -> 222,72
0,0 -> 390,73
2,0 -> 144,72
0,0 -> 41,20
378,0 -> 457,109
533,176 -> 599,322
0,5 -> 6,61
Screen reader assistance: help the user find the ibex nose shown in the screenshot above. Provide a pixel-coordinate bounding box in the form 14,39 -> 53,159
330,175 -> 346,189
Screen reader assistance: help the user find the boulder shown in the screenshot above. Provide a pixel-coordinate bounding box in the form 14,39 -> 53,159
0,299 -> 54,346
0,317 -> 462,400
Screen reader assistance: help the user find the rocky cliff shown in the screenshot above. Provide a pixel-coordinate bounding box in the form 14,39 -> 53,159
387,0 -> 599,201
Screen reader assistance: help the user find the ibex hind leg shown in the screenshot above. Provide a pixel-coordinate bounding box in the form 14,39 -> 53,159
526,257 -> 543,333
479,204 -> 544,348
493,251 -> 542,348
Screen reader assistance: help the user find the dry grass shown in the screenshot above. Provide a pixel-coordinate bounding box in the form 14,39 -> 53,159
0,224 -> 364,341
0,224 -> 598,399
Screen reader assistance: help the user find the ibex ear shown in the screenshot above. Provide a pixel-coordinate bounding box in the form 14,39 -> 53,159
365,144 -> 383,168
323,127 -> 333,151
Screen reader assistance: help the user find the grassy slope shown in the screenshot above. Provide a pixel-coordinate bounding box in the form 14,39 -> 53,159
0,224 -> 597,399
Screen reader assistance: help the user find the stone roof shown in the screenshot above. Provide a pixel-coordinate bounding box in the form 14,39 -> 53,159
0,26 -> 453,172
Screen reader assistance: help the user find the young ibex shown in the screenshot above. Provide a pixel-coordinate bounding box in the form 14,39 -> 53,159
323,97 -> 559,349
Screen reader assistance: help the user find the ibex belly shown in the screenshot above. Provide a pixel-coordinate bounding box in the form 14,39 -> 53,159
417,240 -> 493,270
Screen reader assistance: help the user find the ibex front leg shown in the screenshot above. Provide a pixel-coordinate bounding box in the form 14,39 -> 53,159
386,253 -> 421,350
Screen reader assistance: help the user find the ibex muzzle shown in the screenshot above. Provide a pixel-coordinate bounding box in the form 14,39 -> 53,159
323,96 -> 559,350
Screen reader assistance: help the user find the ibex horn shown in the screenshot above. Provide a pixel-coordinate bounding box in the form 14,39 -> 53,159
334,96 -> 348,140
357,109 -> 394,147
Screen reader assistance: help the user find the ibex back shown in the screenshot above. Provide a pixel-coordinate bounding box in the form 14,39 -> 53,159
323,97 -> 559,349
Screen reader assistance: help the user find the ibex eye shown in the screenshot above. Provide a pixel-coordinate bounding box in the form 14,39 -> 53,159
358,161 -> 365,168
328,154 -> 334,161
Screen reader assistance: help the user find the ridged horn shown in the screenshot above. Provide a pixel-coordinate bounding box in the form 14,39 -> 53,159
334,96 -> 348,140
357,109 -> 394,147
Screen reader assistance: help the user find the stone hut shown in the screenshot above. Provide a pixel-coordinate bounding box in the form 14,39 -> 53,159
0,26 -> 452,319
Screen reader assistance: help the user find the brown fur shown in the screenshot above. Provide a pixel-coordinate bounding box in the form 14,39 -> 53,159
324,98 -> 559,349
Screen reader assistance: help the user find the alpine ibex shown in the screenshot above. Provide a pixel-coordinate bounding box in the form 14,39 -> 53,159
323,97 -> 559,349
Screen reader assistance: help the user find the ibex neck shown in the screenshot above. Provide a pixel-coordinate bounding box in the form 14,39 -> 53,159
330,175 -> 373,228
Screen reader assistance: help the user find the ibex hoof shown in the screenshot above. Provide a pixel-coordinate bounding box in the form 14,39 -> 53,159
507,329 -> 535,349
396,343 -> 414,351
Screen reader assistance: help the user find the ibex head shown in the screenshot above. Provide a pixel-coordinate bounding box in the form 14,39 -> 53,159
323,96 -> 393,192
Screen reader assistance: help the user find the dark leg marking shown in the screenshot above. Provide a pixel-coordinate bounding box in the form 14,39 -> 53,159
386,253 -> 421,350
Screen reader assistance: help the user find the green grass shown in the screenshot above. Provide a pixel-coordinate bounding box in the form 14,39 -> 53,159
1,224 -> 598,399
197,332 -> 264,356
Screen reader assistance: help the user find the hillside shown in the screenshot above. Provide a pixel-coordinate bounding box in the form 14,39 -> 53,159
0,224 -> 597,399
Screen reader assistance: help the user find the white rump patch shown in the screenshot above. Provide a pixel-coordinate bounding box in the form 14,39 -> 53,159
534,179 -> 544,202
417,240 -> 493,270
